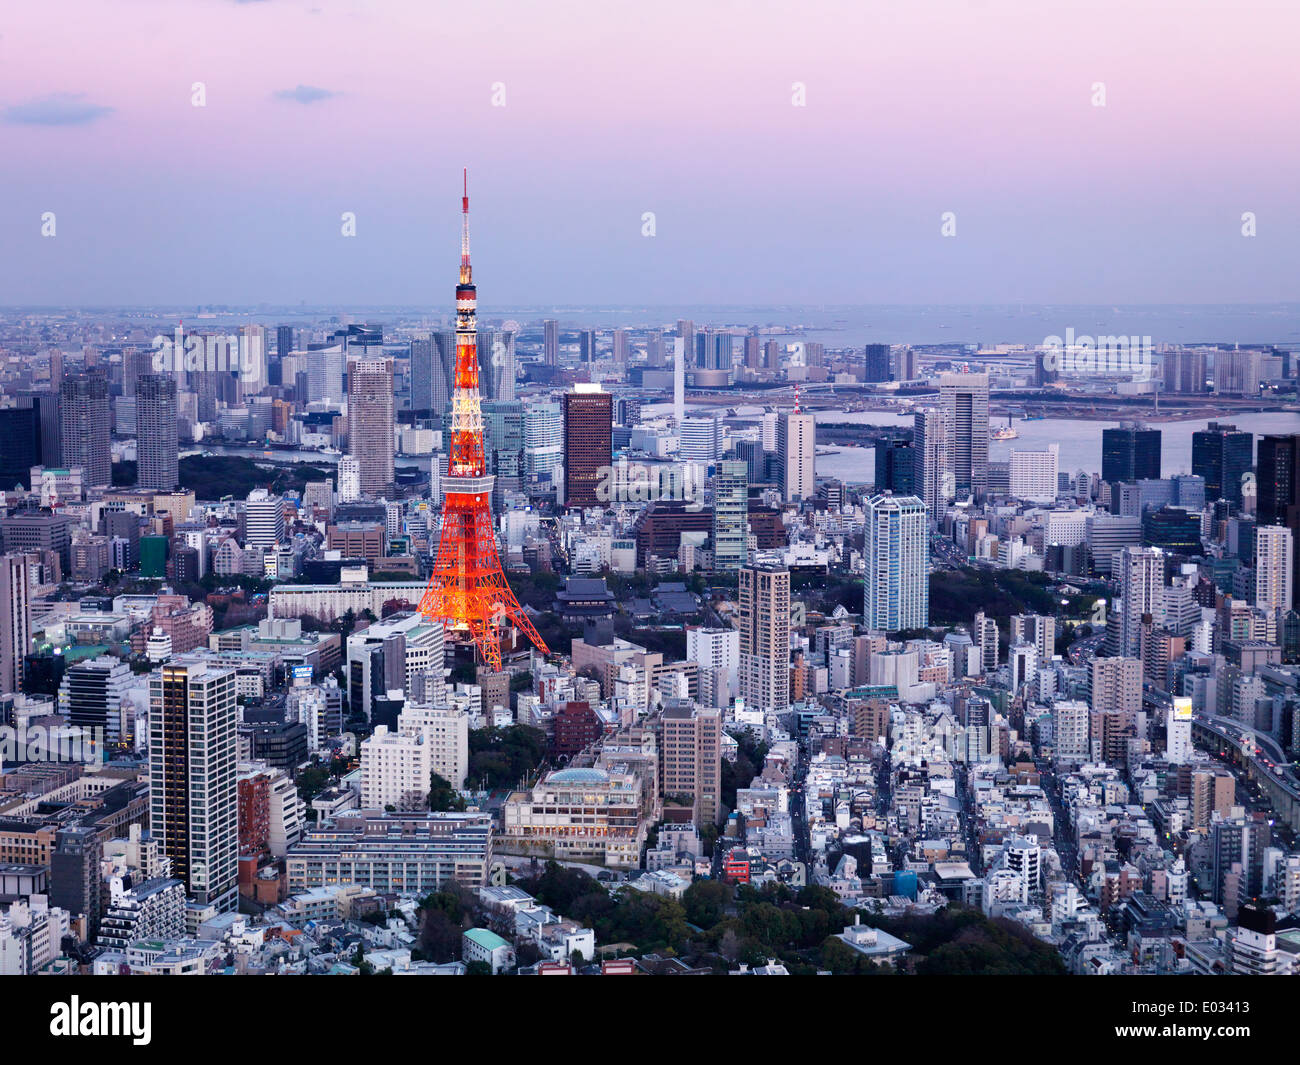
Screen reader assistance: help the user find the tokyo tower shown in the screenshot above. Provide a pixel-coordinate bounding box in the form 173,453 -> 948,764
418,171 -> 549,671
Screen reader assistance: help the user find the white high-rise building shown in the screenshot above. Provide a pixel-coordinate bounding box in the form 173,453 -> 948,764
1008,444 -> 1059,504
523,398 -> 564,479
1255,524 -> 1294,614
402,703 -> 470,787
1001,836 -> 1042,896
864,493 -> 929,632
913,408 -> 951,519
1167,696 -> 1193,764
686,626 -> 740,709
678,417 -> 723,463
360,702 -> 470,807
307,343 -> 345,403
244,489 -> 284,550
1009,642 -> 1039,692
1118,545 -> 1164,658
337,456 -> 361,504
687,626 -> 740,674
777,409 -> 815,503
1053,699 -> 1091,766
939,372 -> 989,498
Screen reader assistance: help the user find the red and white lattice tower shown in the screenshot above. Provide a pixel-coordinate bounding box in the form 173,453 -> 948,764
418,171 -> 549,671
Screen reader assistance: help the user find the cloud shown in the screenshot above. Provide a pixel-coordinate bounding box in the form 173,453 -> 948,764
4,92 -> 114,126
273,84 -> 338,104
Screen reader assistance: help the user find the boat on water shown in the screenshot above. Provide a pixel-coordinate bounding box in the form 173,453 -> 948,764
992,425 -> 1019,440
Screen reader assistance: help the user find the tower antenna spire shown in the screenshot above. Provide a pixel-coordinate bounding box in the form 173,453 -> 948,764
460,168 -> 471,281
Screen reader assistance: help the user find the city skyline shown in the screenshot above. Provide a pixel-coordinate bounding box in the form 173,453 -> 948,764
5,0 -> 1300,1014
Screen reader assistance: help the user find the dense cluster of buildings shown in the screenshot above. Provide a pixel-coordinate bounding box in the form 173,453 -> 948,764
1,274 -> 1299,979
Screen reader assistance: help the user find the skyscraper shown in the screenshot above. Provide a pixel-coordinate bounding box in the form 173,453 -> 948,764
892,346 -> 917,382
579,329 -> 598,369
150,662 -> 239,912
1101,423 -> 1161,483
864,493 -> 929,632
913,408 -> 951,519
1089,655 -> 1142,714
1214,349 -> 1263,395
874,437 -> 915,495
1118,545 -> 1164,659
523,398 -> 564,481
695,329 -> 733,372
59,369 -> 111,487
939,372 -> 989,499
542,319 -> 559,367
305,342 -> 346,405
337,456 -> 361,504
136,373 -> 179,491
863,343 -> 890,383
659,704 -> 722,827
477,328 -> 516,401
410,331 -> 457,416
562,384 -> 612,508
0,554 -> 31,695
676,319 -> 695,368
482,399 -> 525,509
712,460 -> 748,572
1008,444 -> 1060,503
777,407 -> 815,503
1166,697 -> 1193,764
646,332 -> 666,368
347,357 -> 395,499
1257,434 -> 1300,526
1162,349 -> 1207,394
738,565 -> 790,713
1255,524 -> 1294,614
244,489 -> 285,551
1257,433 -> 1300,605
57,654 -> 131,742
679,416 -> 723,463
0,407 -> 41,491
1192,422 -> 1253,508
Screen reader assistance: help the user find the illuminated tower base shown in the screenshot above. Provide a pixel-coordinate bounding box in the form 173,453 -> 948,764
419,475 -> 548,673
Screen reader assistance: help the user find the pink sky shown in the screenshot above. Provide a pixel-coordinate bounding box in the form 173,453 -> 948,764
2,0 -> 1298,305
